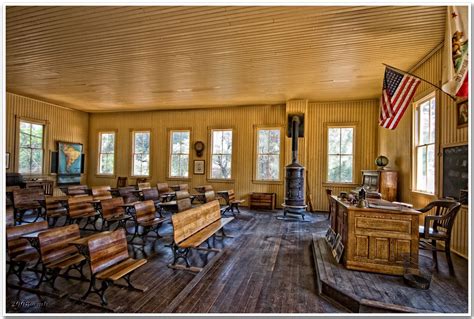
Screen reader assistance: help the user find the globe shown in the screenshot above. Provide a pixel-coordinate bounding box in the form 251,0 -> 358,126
375,155 -> 389,169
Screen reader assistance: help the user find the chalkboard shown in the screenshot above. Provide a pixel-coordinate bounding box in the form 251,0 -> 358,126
443,144 -> 468,200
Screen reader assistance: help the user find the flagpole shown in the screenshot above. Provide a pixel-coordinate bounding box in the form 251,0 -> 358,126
382,63 -> 458,101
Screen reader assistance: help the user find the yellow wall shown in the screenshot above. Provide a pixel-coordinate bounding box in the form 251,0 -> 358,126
5,92 -> 90,185
378,48 -> 469,258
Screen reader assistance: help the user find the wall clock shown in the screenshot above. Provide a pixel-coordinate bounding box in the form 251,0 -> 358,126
194,141 -> 205,157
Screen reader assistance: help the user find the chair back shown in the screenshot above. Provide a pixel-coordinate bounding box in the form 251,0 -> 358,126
100,197 -> 126,220
38,224 -> 81,265
137,182 -> 151,190
178,184 -> 189,191
91,186 -> 112,200
228,189 -> 236,201
157,183 -> 171,194
67,195 -> 96,219
204,190 -> 216,203
142,188 -> 159,201
67,185 -> 89,196
88,229 -> 129,275
117,176 -> 128,188
6,221 -> 48,259
135,178 -> 148,185
13,188 -> 45,208
118,186 -> 139,203
421,200 -> 462,235
134,200 -> 156,223
172,201 -> 220,244
326,189 -> 332,210
176,191 -> 191,212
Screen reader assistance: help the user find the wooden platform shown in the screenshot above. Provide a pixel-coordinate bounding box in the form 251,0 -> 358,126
312,236 -> 468,313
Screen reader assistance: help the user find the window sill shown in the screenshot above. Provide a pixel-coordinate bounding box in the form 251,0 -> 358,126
206,179 -> 235,183
95,174 -> 116,179
252,180 -> 283,185
166,177 -> 192,182
411,190 -> 437,197
322,182 -> 358,187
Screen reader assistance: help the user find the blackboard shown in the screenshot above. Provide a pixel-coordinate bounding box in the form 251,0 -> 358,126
443,144 -> 468,200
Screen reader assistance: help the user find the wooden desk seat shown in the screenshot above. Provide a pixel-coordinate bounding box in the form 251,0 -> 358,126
131,200 -> 168,243
13,188 -> 46,224
91,186 -> 113,201
6,206 -> 15,227
222,189 -> 245,216
169,200 -> 234,272
118,186 -> 140,204
99,197 -> 131,231
6,221 -> 49,283
45,197 -> 68,226
67,196 -> 99,230
37,224 -> 86,290
66,185 -> 89,197
141,188 -> 164,217
81,229 -> 147,308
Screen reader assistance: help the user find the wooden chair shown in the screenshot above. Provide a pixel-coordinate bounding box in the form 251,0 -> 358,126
99,197 -> 132,231
137,182 -> 151,190
204,190 -> 216,202
13,188 -> 46,225
221,189 -> 245,216
82,229 -> 147,307
67,195 -> 99,230
177,184 -> 189,191
45,196 -> 68,226
6,221 -> 49,284
156,182 -> 175,202
326,189 -> 332,220
118,186 -> 140,204
418,200 -> 462,275
130,200 -> 168,243
176,191 -> 192,212
91,186 -> 112,201
141,188 -> 164,217
37,224 -> 87,290
135,178 -> 148,185
66,185 -> 89,197
169,200 -> 234,272
117,176 -> 128,188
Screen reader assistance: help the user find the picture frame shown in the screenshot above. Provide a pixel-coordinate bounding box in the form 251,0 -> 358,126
325,228 -> 337,248
6,152 -> 10,169
194,160 -> 205,175
333,241 -> 345,263
456,98 -> 468,128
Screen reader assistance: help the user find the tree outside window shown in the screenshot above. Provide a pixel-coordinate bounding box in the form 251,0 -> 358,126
256,128 -> 281,181
170,130 -> 190,178
327,127 -> 354,183
210,129 -> 232,179
19,121 -> 44,174
132,131 -> 150,176
98,132 -> 115,175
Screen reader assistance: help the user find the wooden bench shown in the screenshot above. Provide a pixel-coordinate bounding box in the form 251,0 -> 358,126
91,186 -> 112,201
169,200 -> 234,272
118,186 -> 140,204
13,188 -> 46,224
66,185 -> 89,197
67,195 -> 100,230
141,188 -> 164,217
130,200 -> 169,243
137,182 -> 151,190
99,197 -> 132,231
37,224 -> 87,291
6,221 -> 49,284
45,196 -> 68,226
79,229 -> 147,308
157,182 -> 175,202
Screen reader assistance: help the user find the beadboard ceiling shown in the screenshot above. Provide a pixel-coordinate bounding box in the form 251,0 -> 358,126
6,6 -> 446,112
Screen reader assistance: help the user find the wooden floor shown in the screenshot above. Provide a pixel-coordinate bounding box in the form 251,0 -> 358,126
6,209 -> 468,313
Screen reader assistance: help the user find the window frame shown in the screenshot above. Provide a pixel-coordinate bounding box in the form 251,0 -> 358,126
412,92 -> 437,195
96,130 -> 117,177
167,128 -> 192,180
324,123 -> 357,185
15,117 -> 47,176
253,125 -> 284,183
130,130 -> 151,178
208,127 -> 234,182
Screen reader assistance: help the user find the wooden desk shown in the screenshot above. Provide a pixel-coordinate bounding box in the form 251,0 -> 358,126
330,196 -> 420,276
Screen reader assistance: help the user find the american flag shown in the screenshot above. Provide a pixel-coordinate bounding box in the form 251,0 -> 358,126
379,67 -> 421,130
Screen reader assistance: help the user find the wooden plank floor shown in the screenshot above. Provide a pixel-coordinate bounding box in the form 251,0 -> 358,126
313,237 -> 468,313
6,209 -> 467,313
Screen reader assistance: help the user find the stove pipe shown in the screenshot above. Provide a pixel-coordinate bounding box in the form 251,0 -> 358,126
284,115 -> 306,208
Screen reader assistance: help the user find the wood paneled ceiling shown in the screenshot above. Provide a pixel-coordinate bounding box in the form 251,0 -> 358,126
6,6 -> 446,112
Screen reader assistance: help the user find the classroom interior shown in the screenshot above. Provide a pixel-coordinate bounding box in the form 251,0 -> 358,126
3,5 -> 470,315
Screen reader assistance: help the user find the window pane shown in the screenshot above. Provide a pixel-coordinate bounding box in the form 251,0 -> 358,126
327,155 -> 340,182
257,154 -> 279,180
212,131 -> 223,153
211,154 -> 231,179
31,136 -> 42,148
258,130 -> 268,154
20,122 -> 31,133
416,146 -> 427,191
328,128 -> 340,154
20,132 -> 30,147
429,100 -> 436,143
31,149 -> 43,174
268,130 -> 280,154
18,148 -> 31,174
340,155 -> 353,182
170,131 -> 189,177
419,101 -> 430,145
426,144 -> 435,193
222,131 -> 232,154
340,128 -> 353,155
31,124 -> 43,138
134,153 -> 149,176
100,154 -> 114,174
135,132 -> 150,153
179,155 -> 189,178
101,133 -> 115,153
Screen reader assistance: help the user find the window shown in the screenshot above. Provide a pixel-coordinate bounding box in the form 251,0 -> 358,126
210,129 -> 233,179
132,131 -> 150,176
169,130 -> 190,178
414,94 -> 436,194
327,126 -> 354,183
98,132 -> 115,175
18,120 -> 44,174
256,128 -> 281,181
